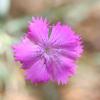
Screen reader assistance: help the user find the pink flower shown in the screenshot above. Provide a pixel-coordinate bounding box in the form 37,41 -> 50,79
13,17 -> 83,84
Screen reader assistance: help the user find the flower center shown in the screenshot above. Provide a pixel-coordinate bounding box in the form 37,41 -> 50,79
45,47 -> 50,53
42,42 -> 52,55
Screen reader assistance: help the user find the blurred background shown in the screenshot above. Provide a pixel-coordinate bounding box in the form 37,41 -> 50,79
0,0 -> 100,100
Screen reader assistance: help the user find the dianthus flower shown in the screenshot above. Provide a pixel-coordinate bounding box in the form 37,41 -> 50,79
13,17 -> 83,84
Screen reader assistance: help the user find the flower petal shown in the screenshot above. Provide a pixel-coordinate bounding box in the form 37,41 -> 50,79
13,37 -> 42,69
46,55 -> 76,85
49,23 -> 83,57
25,59 -> 49,83
54,48 -> 81,60
27,17 -> 49,44
50,23 -> 74,45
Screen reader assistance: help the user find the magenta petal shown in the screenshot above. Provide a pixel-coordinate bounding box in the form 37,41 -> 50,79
46,55 -> 76,85
58,55 -> 77,77
49,23 -> 83,59
13,37 -> 42,69
25,59 -> 49,83
74,37 -> 83,57
27,17 -> 49,44
56,49 -> 81,60
49,23 -> 75,46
